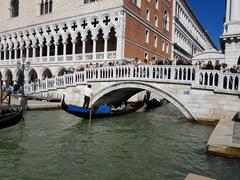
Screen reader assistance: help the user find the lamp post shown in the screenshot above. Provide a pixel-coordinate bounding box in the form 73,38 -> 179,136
17,55 -> 30,110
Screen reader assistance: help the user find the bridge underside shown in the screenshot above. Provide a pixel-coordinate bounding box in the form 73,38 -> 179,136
93,88 -> 144,107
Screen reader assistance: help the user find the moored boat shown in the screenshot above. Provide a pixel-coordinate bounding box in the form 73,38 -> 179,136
0,107 -> 23,129
61,95 -> 144,119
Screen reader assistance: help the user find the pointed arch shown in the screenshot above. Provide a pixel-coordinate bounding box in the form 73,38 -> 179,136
28,68 -> 38,82
108,27 -> 116,51
55,66 -> 66,76
4,69 -> 13,87
96,28 -> 104,52
85,30 -> 93,53
75,32 -> 82,54
40,67 -> 52,80
10,0 -> 19,17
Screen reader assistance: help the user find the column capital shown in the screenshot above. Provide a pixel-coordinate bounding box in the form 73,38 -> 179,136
103,34 -> 109,40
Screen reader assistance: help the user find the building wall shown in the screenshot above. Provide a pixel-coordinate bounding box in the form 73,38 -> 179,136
123,0 -> 173,62
0,0 -> 123,33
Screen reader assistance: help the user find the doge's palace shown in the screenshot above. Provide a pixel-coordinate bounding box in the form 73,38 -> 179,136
0,0 -> 173,87
0,0 -> 126,87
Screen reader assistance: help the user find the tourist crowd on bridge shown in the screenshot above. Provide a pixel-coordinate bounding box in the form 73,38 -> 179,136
64,57 -> 240,75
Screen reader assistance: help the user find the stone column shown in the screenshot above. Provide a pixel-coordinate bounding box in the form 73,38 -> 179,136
20,48 -> 23,58
62,35 -> 68,62
82,38 -> 86,61
103,35 -> 109,60
26,47 -> 29,59
3,49 -> 6,61
72,41 -> 76,61
54,36 -> 59,62
226,0 -> 231,22
9,48 -> 12,61
54,42 -> 58,62
47,44 -> 50,62
40,45 -> 43,59
14,48 -> 17,60
32,45 -> 36,59
63,42 -> 67,61
230,0 -> 240,21
92,37 -> 97,60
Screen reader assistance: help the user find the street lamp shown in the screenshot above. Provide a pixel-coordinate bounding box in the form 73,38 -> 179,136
17,55 -> 30,109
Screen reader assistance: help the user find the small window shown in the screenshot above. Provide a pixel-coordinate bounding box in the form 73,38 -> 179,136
145,29 -> 149,43
155,0 -> 159,10
155,16 -> 158,27
166,43 -> 169,53
154,35 -> 158,48
131,0 -> 141,8
163,10 -> 169,31
10,0 -> 19,18
162,41 -> 165,52
146,8 -> 150,21
144,52 -> 148,61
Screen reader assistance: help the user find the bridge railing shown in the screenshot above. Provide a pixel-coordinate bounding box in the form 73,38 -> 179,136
31,65 -> 240,95
85,65 -> 196,84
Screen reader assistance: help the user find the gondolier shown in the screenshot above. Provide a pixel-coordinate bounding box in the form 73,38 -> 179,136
83,84 -> 93,108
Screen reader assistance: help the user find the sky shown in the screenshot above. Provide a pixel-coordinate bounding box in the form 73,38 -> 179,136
187,0 -> 226,49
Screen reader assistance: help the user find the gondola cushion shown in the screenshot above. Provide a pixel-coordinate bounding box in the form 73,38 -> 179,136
67,105 -> 90,113
95,105 -> 112,114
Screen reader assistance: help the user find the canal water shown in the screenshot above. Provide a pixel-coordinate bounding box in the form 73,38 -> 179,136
0,103 -> 240,180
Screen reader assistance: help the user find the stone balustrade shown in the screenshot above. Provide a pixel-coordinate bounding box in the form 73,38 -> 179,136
30,65 -> 240,95
0,51 -> 117,67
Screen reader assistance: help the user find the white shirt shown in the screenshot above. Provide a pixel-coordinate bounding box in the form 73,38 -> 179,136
83,86 -> 92,97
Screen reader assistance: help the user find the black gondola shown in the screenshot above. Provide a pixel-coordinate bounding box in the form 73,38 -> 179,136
145,98 -> 165,109
0,107 -> 23,129
61,95 -> 144,119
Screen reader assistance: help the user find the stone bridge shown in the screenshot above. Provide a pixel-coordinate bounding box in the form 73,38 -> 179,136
30,65 -> 240,122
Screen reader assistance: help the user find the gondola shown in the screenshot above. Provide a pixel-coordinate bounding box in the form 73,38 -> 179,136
61,95 -> 144,119
145,98 -> 165,109
0,107 -> 23,129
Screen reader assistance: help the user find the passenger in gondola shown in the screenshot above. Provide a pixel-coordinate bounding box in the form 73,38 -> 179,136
116,102 -> 127,111
83,84 -> 93,109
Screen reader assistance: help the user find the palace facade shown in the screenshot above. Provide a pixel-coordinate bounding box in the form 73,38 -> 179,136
0,0 -> 173,86
0,0 -> 216,87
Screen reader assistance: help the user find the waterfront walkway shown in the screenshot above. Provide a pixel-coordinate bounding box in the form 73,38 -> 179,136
207,119 -> 240,158
10,97 -> 61,110
185,173 -> 215,180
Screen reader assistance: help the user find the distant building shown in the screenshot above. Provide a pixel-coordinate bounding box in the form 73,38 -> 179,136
193,0 -> 240,67
172,0 -> 216,64
0,0 -> 172,86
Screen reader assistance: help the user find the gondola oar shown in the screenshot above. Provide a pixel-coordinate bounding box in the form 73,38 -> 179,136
88,95 -> 93,126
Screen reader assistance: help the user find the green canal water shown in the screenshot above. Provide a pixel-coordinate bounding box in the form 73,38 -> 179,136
0,103 -> 240,180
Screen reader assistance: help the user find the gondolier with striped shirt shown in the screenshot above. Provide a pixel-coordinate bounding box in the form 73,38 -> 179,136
83,84 -> 93,109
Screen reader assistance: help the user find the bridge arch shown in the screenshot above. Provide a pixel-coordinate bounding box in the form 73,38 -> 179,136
92,81 -> 196,121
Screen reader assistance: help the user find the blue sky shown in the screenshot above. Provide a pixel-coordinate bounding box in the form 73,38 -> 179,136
188,0 -> 226,49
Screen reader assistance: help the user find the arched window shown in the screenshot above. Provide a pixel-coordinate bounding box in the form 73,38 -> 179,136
45,0 -> 49,14
163,10 -> 169,31
10,0 -> 19,18
49,0 -> 53,13
237,56 -> 240,65
40,0 -> 53,15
